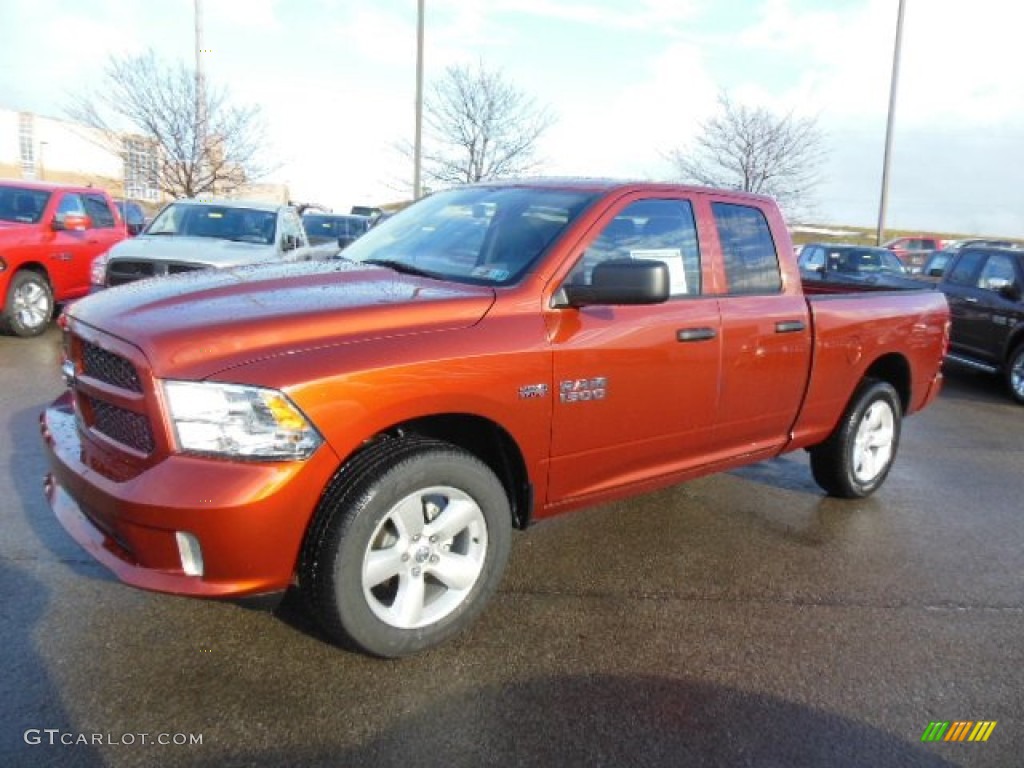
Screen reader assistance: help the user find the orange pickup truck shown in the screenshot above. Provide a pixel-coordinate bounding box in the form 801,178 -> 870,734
41,180 -> 949,657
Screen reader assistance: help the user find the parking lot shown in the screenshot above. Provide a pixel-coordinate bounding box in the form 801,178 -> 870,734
1,327 -> 1021,768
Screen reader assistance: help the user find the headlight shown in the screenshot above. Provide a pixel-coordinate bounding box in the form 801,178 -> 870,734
163,380 -> 322,460
90,253 -> 109,286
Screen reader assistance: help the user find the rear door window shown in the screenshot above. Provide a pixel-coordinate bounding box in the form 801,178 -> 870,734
83,194 -> 116,228
712,202 -> 782,294
947,251 -> 986,286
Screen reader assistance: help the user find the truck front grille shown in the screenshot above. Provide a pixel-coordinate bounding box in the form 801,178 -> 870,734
107,260 -> 207,286
85,395 -> 156,454
82,342 -> 142,392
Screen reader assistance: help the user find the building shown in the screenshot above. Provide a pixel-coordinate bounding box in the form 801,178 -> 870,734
1,107 -> 288,207
0,107 -> 162,204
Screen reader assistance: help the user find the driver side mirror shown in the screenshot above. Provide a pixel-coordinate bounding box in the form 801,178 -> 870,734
556,259 -> 670,308
53,213 -> 92,232
997,282 -> 1022,302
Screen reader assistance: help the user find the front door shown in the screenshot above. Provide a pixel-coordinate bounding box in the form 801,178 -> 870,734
547,196 -> 722,505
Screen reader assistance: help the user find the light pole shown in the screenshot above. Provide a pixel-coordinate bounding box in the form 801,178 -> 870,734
876,0 -> 906,246
413,0 -> 425,199
195,0 -> 208,194
38,141 -> 48,181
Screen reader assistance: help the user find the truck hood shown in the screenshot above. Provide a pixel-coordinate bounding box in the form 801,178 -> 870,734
106,234 -> 277,267
69,260 -> 496,380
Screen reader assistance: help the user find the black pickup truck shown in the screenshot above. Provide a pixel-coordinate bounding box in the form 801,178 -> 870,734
937,246 -> 1024,404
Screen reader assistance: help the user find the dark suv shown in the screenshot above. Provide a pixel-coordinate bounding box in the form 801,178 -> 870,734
302,213 -> 370,250
115,200 -> 147,236
938,246 -> 1024,403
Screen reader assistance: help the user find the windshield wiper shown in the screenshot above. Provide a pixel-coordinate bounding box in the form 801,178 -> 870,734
363,258 -> 437,279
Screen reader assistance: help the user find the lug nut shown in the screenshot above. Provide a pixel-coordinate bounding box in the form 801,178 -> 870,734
429,554 -> 439,564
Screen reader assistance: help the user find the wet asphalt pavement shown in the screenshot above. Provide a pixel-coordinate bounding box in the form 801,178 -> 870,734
1,327 -> 1021,767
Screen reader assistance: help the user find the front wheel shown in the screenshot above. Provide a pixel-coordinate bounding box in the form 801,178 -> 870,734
1,270 -> 53,337
1005,344 -> 1024,405
810,379 -> 902,498
302,438 -> 512,657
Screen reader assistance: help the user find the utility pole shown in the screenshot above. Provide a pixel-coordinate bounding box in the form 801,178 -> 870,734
876,0 -> 906,245
195,0 -> 208,195
413,0 -> 425,199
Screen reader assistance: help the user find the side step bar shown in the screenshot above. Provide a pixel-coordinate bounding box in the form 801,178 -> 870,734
945,353 -> 999,374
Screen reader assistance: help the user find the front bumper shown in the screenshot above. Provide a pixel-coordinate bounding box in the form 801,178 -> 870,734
40,392 -> 340,597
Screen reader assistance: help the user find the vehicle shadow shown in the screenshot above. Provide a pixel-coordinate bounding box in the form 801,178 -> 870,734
179,674 -> 958,768
5,402 -> 110,583
0,559 -> 103,767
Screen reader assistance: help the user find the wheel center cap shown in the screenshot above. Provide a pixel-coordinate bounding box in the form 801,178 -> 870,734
414,546 -> 431,564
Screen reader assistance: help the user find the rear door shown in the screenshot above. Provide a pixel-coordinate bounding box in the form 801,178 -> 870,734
705,198 -> 813,457
80,193 -> 125,288
547,194 -> 722,503
942,249 -> 991,359
966,251 -> 1024,361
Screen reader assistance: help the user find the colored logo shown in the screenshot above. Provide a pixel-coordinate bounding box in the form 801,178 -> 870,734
921,721 -> 996,743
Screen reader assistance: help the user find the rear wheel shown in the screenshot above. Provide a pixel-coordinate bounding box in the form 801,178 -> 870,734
302,438 -> 512,657
1005,344 -> 1024,405
1,270 -> 53,337
810,379 -> 901,498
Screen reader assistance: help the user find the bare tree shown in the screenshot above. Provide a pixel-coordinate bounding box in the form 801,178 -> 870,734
419,62 -> 555,187
67,50 -> 273,198
667,94 -> 825,216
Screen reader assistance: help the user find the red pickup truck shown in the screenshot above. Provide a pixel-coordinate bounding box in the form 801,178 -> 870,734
41,180 -> 949,657
0,180 -> 126,336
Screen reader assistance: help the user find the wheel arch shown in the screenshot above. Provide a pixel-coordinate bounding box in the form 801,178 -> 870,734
11,260 -> 51,282
1002,324 -> 1024,366
862,353 -> 911,414
382,413 -> 533,529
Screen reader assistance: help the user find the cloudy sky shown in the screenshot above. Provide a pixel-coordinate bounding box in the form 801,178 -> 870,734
2,0 -> 1022,235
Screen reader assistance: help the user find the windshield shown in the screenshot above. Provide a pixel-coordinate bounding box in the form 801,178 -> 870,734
146,202 -> 277,244
0,186 -> 51,224
340,186 -> 599,285
827,247 -> 906,274
303,215 -> 369,241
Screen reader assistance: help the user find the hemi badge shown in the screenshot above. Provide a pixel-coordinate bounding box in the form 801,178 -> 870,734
518,384 -> 548,399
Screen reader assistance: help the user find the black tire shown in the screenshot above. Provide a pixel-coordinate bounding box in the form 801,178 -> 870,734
302,438 -> 512,657
1005,344 -> 1024,405
1,270 -> 53,338
809,379 -> 902,498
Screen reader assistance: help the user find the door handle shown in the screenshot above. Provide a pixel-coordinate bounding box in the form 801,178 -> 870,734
964,296 -> 979,303
677,327 -> 716,342
775,320 -> 806,333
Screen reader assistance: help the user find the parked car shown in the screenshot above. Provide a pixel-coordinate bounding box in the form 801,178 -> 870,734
301,213 -> 370,251
91,198 -> 319,288
936,245 -> 1024,403
798,243 -> 925,290
351,205 -> 383,218
918,249 -> 957,281
0,179 -> 126,336
42,178 -> 948,657
942,238 -> 1019,252
114,199 -> 147,236
883,235 -> 944,272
